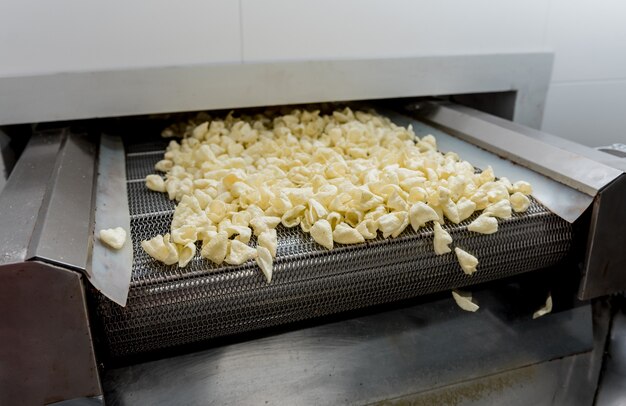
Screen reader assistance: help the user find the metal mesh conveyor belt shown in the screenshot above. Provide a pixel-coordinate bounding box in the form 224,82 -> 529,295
94,144 -> 573,357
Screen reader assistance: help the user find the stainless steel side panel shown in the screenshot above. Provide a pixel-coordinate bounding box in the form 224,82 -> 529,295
579,174 -> 626,299
28,132 -> 98,271
414,102 -> 623,197
0,261 -> 101,405
0,129 -> 103,404
88,135 -> 133,306
0,129 -> 12,192
0,130 -> 97,271
0,131 -> 62,265
385,109 -> 593,223
408,102 -> 626,299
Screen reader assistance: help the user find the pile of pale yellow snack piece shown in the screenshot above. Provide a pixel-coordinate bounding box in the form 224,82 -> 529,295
140,108 -> 532,287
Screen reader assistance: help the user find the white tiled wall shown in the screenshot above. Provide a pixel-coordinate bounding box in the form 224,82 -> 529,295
541,0 -> 626,146
240,0 -> 550,61
0,0 -> 241,76
0,0 -> 624,146
542,80 -> 626,146
546,0 -> 626,83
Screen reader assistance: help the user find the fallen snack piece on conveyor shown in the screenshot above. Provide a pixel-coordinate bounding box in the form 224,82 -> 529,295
333,222 -> 365,244
513,181 -> 533,195
145,174 -> 166,192
455,247 -> 479,275
225,239 -> 257,265
200,231 -> 228,264
452,289 -> 479,312
139,108 -> 533,282
510,192 -> 531,213
256,246 -> 273,283
310,219 -> 333,250
141,233 -> 178,265
433,222 -> 452,255
482,199 -> 512,219
99,227 -> 127,250
533,293 -> 553,319
178,242 -> 196,267
409,202 -> 439,231
467,215 -> 498,234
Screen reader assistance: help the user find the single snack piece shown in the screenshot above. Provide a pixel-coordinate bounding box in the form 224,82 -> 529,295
467,215 -> 498,234
141,234 -> 178,265
225,240 -> 257,265
513,181 -> 533,195
154,159 -> 173,172
333,222 -> 365,245
433,222 -> 452,255
200,232 -> 228,265
231,211 -> 251,227
250,216 -> 281,236
454,247 -> 478,275
483,199 -> 512,219
356,219 -> 378,240
499,177 -> 514,193
258,229 -> 278,257
145,174 -> 166,192
171,224 -> 198,245
442,199 -> 460,224
510,192 -> 531,213
378,212 -> 408,238
282,205 -> 306,228
457,198 -> 477,222
409,202 -> 439,231
533,293 -> 553,319
310,219 -> 334,250
256,246 -> 273,283
99,227 -> 127,250
452,290 -> 479,312
223,224 -> 252,244
178,242 -> 196,267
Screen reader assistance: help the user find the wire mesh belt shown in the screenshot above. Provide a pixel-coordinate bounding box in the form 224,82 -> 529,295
93,145 -> 573,357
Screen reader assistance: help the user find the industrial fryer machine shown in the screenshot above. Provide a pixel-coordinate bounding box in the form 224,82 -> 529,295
0,53 -> 625,405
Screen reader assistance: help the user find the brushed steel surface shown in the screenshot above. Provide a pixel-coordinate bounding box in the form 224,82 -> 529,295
88,134 -> 133,306
596,307 -> 626,406
415,102 -> 623,197
579,174 -> 626,299
103,285 -> 593,406
28,131 -> 98,270
0,129 -> 11,192
0,131 -> 62,265
0,261 -> 101,405
399,101 -> 626,299
48,396 -> 104,406
378,297 -> 611,406
445,105 -> 626,173
377,353 -> 596,406
597,144 -> 626,159
0,53 -> 552,128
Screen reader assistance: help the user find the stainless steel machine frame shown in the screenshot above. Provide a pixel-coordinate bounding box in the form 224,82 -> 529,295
1,53 -> 624,405
412,101 -> 626,300
0,131 -> 102,404
0,53 -> 551,128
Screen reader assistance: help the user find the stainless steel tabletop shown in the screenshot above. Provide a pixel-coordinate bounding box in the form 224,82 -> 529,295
103,279 -> 593,405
